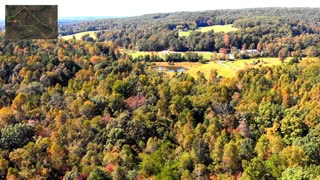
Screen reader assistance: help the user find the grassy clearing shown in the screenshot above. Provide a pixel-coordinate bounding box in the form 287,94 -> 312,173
62,31 -> 98,40
132,50 -> 319,79
197,24 -> 239,33
154,58 -> 285,79
129,51 -> 153,59
179,24 -> 238,37
197,52 -> 212,60
178,31 -> 191,37
155,62 -> 203,69
131,51 -> 285,78
224,58 -> 284,69
187,62 -> 236,78
154,61 -> 236,78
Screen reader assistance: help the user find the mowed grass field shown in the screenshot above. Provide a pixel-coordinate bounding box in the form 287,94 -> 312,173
224,58 -> 286,69
154,57 -> 290,79
129,51 -> 290,78
129,51 -> 152,59
154,61 -> 238,78
61,31 -> 99,40
126,51 -> 320,79
179,24 -> 238,37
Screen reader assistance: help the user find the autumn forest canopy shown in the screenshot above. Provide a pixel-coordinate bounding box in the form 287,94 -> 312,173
0,7 -> 319,179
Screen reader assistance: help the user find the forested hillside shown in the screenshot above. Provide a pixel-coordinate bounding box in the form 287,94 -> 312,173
59,8 -> 320,58
0,7 -> 319,179
59,8 -> 320,35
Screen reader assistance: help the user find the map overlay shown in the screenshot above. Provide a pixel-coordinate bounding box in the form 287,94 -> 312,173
5,5 -> 58,39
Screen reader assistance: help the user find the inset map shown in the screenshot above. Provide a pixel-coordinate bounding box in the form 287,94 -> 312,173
5,5 -> 58,39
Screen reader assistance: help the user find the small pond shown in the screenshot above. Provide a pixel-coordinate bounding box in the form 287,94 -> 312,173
155,66 -> 186,73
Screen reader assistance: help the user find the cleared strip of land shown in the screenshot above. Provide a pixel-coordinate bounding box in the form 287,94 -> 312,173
154,57 -> 302,79
179,24 -> 238,37
61,31 -> 98,40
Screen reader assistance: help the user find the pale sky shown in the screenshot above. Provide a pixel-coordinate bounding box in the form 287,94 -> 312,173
0,0 -> 319,19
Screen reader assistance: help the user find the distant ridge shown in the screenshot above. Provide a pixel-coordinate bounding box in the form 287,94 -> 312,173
0,16 -> 127,25
59,16 -> 128,23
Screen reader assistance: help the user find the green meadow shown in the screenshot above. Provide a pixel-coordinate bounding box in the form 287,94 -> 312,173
179,24 -> 238,37
61,31 -> 98,40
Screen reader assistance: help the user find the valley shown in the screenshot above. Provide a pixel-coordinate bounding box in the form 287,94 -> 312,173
0,6 -> 319,180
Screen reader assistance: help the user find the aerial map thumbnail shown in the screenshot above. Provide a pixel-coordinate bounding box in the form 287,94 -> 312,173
5,5 -> 57,39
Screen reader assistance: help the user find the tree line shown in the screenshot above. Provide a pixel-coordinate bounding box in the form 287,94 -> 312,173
58,8 -> 320,60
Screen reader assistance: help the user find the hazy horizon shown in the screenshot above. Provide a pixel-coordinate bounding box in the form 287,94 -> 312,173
0,16 -> 127,22
0,0 -> 320,21
1,7 -> 320,22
